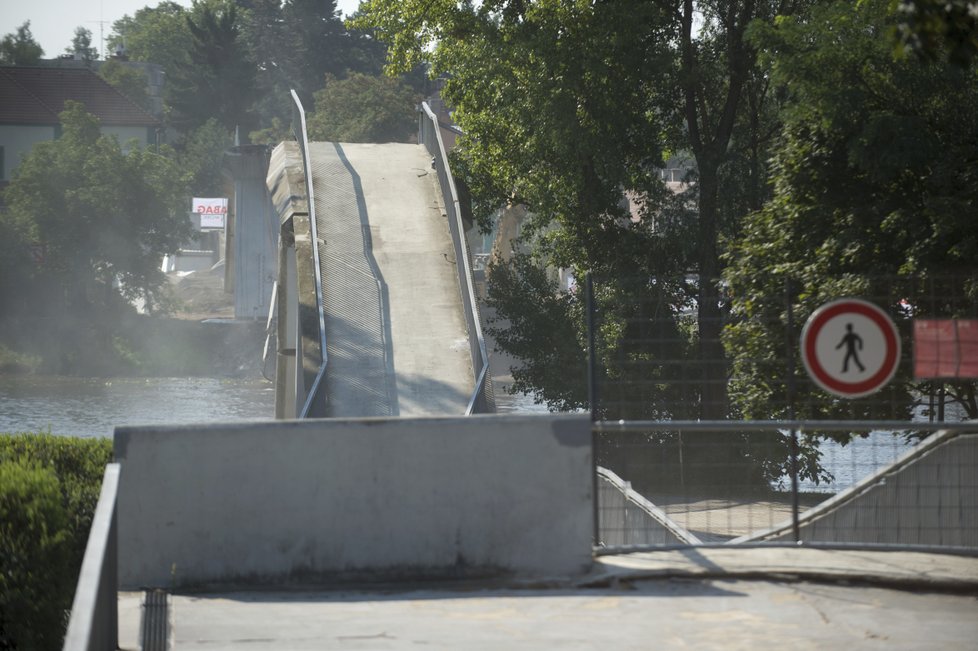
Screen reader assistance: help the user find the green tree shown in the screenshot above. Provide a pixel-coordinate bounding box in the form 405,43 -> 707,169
0,434 -> 113,651
2,101 -> 191,316
725,0 -> 978,429
65,26 -> 98,62
353,0 -> 804,419
237,0 -> 390,138
0,197 -> 33,315
166,1 -> 257,133
890,0 -> 978,65
282,0 -> 353,97
178,118 -> 234,195
306,72 -> 419,142
98,59 -> 152,111
0,21 -> 44,65
108,1 -> 193,76
0,460 -> 71,651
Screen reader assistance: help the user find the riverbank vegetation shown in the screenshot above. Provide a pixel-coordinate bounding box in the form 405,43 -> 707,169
0,433 -> 113,650
0,314 -> 265,379
0,1 -> 422,383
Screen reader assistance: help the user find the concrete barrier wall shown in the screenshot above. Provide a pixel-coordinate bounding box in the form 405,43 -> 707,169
114,415 -> 592,588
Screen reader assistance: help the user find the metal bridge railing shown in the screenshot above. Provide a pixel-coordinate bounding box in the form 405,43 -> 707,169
419,102 -> 495,414
290,90 -> 329,418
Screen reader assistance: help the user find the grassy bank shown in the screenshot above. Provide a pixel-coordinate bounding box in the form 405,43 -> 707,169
0,433 -> 113,650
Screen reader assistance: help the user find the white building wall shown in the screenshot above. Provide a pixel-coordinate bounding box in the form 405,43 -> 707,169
0,124 -> 55,182
1,124 -> 153,183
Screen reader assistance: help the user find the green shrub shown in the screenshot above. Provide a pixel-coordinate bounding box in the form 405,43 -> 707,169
0,433 -> 112,650
0,344 -> 40,374
0,460 -> 72,650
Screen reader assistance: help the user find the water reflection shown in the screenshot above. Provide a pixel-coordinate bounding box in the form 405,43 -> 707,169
0,376 -> 274,438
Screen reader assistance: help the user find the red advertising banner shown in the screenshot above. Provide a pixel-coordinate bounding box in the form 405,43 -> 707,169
914,319 -> 978,379
958,319 -> 978,378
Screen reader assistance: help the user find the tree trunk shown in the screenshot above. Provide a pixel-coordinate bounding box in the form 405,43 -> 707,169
696,160 -> 727,420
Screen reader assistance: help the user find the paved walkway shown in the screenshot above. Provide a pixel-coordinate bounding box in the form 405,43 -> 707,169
119,548 -> 978,650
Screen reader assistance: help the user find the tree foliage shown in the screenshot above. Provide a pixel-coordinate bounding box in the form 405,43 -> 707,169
65,26 -> 98,62
890,0 -> 978,65
0,434 -> 113,651
725,0 -> 978,425
238,0 -> 390,136
178,118 -> 235,195
109,1 -> 193,77
106,1 -> 396,140
306,72 -> 419,142
2,102 -> 191,315
0,460 -> 71,651
485,254 -> 590,412
353,0 -> 800,419
166,1 -> 257,133
0,21 -> 44,65
98,59 -> 152,112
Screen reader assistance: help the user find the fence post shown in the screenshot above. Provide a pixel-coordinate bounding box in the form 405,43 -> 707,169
785,277 -> 801,543
586,273 -> 600,545
586,273 -> 598,421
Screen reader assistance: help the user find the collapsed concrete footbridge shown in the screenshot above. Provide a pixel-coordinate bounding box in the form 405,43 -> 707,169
267,96 -> 493,418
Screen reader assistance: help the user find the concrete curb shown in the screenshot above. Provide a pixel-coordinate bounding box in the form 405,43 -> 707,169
582,547 -> 978,592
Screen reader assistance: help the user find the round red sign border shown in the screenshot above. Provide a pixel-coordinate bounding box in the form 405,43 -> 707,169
800,299 -> 901,398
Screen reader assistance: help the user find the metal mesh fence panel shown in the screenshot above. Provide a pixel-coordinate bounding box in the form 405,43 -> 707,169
589,274 -> 978,551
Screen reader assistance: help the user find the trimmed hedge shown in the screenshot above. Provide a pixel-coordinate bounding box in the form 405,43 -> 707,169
0,433 -> 112,651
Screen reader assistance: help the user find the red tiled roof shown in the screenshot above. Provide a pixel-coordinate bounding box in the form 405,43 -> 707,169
0,66 -> 160,127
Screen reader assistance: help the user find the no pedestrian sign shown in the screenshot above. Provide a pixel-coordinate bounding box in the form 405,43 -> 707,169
800,298 -> 901,398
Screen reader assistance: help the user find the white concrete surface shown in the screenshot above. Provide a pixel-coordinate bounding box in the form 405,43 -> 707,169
118,592 -> 141,651
116,548 -> 978,650
339,143 -> 473,416
307,142 -> 474,416
113,415 -> 592,589
171,584 -> 978,650
162,574 -> 978,650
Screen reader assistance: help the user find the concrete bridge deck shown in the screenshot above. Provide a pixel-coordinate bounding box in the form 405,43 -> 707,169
306,142 -> 473,416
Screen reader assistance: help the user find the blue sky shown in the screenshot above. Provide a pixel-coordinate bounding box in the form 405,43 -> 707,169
0,0 -> 363,60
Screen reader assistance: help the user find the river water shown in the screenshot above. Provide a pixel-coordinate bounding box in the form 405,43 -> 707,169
0,375 -> 950,494
0,375 -> 275,438
0,375 -> 544,438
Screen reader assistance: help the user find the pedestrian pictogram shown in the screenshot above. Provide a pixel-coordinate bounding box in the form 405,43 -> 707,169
836,323 -> 865,373
801,298 -> 901,398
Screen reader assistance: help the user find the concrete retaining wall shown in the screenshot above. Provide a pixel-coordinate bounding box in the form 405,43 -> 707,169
597,467 -> 701,547
740,430 -> 978,547
114,415 -> 592,588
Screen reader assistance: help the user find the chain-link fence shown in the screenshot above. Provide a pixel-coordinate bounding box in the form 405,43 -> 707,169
587,273 -> 978,551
